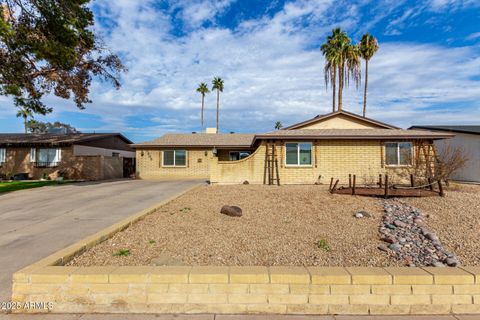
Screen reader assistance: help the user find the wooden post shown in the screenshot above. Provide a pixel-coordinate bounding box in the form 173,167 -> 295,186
438,180 -> 444,197
352,175 -> 356,195
428,178 -> 433,191
330,179 -> 339,193
267,145 -> 272,185
378,174 -> 382,188
384,174 -> 389,198
410,174 -> 415,187
329,177 -> 333,191
348,174 -> 352,188
275,159 -> 280,186
263,144 -> 268,185
271,143 -> 275,184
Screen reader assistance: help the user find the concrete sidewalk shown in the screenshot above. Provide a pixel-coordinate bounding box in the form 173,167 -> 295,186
0,313 -> 479,319
0,179 -> 203,303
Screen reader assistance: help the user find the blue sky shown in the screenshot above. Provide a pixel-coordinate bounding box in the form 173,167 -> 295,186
0,0 -> 479,142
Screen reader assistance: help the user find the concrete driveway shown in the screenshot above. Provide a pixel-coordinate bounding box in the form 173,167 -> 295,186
0,179 -> 203,303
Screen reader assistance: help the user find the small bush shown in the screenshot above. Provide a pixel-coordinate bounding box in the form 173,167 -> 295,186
315,239 -> 331,251
113,249 -> 130,257
179,207 -> 191,212
149,240 -> 156,244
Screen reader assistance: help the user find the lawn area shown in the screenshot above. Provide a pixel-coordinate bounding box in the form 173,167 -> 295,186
0,180 -> 73,193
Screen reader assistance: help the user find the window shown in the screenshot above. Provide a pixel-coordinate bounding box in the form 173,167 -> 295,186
385,142 -> 413,166
31,148 -> 61,167
285,142 -> 312,166
0,148 -> 5,165
229,151 -> 251,161
162,150 -> 187,167
112,152 -> 120,157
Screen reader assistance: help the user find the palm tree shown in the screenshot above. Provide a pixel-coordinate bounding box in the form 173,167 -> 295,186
359,33 -> 379,117
321,39 -> 337,112
16,107 -> 33,133
196,82 -> 209,130
211,77 -> 224,133
274,121 -> 282,130
322,28 -> 357,112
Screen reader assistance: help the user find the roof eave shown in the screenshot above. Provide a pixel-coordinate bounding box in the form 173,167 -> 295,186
253,134 -> 454,144
131,144 -> 254,148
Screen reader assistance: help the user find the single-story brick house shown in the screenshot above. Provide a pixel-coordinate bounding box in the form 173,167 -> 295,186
410,125 -> 480,183
132,110 -> 453,184
0,133 -> 135,181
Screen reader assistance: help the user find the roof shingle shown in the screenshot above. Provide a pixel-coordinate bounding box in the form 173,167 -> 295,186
0,133 -> 132,146
410,125 -> 480,135
132,133 -> 256,148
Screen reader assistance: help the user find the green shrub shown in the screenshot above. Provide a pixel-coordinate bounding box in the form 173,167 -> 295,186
315,239 -> 331,251
113,249 -> 130,257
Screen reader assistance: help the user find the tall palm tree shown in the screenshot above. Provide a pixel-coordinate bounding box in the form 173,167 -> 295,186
321,37 -> 338,112
211,77 -> 224,133
274,121 -> 282,130
359,33 -> 379,117
196,82 -> 209,130
16,107 -> 33,133
322,28 -> 357,112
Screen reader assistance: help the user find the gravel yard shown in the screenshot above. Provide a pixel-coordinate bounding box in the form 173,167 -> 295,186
402,183 -> 480,266
67,183 -> 480,267
68,184 -> 397,267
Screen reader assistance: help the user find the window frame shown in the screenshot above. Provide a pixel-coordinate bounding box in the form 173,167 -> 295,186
284,141 -> 313,167
33,147 -> 62,168
384,141 -> 413,167
162,150 -> 187,167
228,151 -> 251,161
0,147 -> 5,165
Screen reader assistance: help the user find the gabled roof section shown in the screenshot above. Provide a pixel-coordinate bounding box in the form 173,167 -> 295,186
0,133 -> 133,146
282,110 -> 399,130
132,133 -> 255,148
409,125 -> 480,136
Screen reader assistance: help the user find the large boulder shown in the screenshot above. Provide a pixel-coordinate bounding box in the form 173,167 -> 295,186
220,205 -> 243,217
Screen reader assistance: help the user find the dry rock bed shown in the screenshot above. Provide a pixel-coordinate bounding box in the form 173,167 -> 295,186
67,184 -> 480,267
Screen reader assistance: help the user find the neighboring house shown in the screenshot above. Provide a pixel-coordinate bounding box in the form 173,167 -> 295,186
410,125 -> 480,183
0,133 -> 135,181
133,110 -> 453,184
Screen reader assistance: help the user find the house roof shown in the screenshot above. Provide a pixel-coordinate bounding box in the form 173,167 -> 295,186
282,110 -> 399,130
132,133 -> 256,148
0,133 -> 133,146
409,125 -> 480,135
133,129 -> 453,148
253,129 -> 454,143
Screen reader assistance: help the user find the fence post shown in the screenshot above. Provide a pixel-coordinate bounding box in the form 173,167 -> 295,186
384,175 -> 389,198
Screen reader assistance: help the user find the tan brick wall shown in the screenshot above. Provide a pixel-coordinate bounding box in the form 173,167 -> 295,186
0,146 -> 118,180
210,140 -> 414,185
135,149 -> 211,179
12,266 -> 480,315
296,114 -> 383,129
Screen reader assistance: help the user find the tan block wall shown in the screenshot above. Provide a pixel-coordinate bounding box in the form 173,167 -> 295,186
135,149 -> 211,179
0,147 -> 119,181
12,266 -> 480,315
211,140 -> 412,185
296,114 -> 383,129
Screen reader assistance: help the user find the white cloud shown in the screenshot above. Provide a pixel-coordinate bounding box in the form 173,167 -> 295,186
2,0 -> 479,139
466,32 -> 480,41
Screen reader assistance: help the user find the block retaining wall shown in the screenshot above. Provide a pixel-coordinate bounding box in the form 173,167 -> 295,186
12,266 -> 480,314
